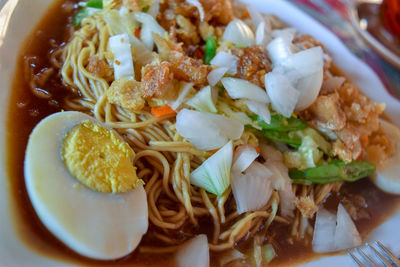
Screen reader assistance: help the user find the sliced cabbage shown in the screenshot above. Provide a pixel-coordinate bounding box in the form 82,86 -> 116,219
210,52 -> 238,75
147,0 -> 161,17
176,109 -> 243,150
245,100 -> 271,124
312,204 -> 362,253
175,235 -> 209,267
284,136 -> 323,170
103,9 -> 137,36
219,249 -> 247,267
134,12 -> 166,49
223,19 -> 255,47
207,67 -> 228,86
185,0 -> 205,21
231,162 -> 273,214
108,33 -> 135,80
221,78 -> 270,103
232,145 -> 259,172
190,141 -> 233,196
129,36 -> 154,65
186,86 -> 217,113
265,71 -> 299,118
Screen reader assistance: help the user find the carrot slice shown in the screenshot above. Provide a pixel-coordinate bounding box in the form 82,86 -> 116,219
151,105 -> 176,118
135,28 -> 141,39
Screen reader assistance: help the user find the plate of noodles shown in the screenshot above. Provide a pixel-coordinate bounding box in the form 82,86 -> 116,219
1,0 -> 400,266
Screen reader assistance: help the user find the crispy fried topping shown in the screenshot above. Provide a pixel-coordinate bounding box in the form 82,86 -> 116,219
107,78 -> 145,111
141,61 -> 174,98
169,51 -> 210,85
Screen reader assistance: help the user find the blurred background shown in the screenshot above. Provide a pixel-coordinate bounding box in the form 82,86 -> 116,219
290,0 -> 400,99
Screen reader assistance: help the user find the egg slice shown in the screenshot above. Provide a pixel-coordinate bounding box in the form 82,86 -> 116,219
24,111 -> 148,260
370,120 -> 400,195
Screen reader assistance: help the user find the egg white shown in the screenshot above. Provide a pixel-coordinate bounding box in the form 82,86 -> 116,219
371,120 -> 400,195
24,111 -> 148,260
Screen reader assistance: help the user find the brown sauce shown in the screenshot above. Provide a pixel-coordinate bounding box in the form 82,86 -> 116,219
5,0 -> 400,266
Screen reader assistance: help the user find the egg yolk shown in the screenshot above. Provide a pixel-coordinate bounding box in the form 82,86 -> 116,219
62,120 -> 143,193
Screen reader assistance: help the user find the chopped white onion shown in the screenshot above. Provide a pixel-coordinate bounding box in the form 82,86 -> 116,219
277,46 -> 324,110
322,76 -> 346,93
170,82 -> 194,111
147,0 -> 160,17
175,235 -> 209,267
232,145 -> 259,172
185,0 -> 205,21
255,22 -> 271,46
221,77 -> 270,103
335,204 -> 362,250
312,204 -> 362,253
223,19 -> 255,47
191,141 -> 233,196
134,12 -> 166,49
108,33 -> 135,80
312,208 -> 337,253
218,102 -> 256,128
267,37 -> 294,65
186,85 -> 217,113
245,100 -> 271,124
207,67 -> 228,86
231,162 -> 273,214
176,109 -> 244,150
271,28 -> 297,43
262,145 -> 295,217
265,71 -> 300,118
210,52 -> 238,75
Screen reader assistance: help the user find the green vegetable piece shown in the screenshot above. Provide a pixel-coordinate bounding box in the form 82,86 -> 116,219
262,244 -> 277,264
73,7 -> 89,27
204,36 -> 217,65
261,130 -> 302,148
251,114 -> 308,132
73,0 -> 103,27
86,0 -> 103,8
289,160 -> 376,184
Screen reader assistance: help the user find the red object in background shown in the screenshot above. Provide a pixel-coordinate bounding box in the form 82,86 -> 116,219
382,0 -> 400,37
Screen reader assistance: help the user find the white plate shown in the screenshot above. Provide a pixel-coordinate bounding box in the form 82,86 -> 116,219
0,0 -> 399,266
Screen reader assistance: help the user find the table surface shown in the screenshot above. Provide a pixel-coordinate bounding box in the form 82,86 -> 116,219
291,0 -> 400,100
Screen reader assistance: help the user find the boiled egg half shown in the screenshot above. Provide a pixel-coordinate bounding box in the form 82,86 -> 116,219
24,111 -> 148,260
371,120 -> 400,195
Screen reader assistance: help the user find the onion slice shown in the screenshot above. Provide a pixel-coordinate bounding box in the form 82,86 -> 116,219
267,37 -> 294,65
221,77 -> 270,103
231,162 -> 273,214
265,71 -> 299,118
232,145 -> 259,172
190,141 -> 233,196
207,67 -> 228,86
176,109 -> 243,150
170,82 -> 194,111
223,19 -> 255,47
312,208 -> 337,253
245,100 -> 271,124
210,52 -> 238,75
335,204 -> 362,250
312,204 -> 362,253
175,235 -> 209,267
